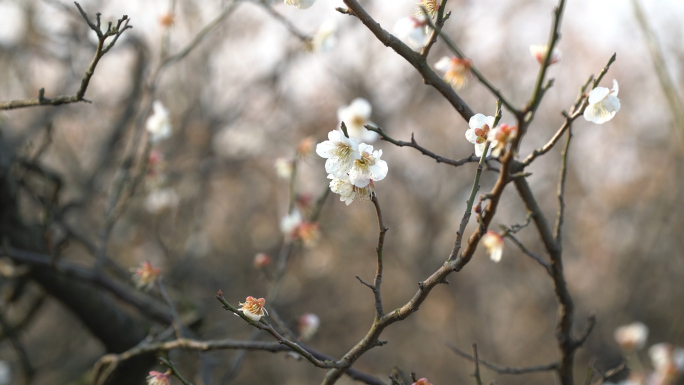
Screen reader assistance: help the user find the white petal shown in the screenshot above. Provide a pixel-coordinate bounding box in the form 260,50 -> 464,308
435,56 -> 451,72
474,142 -> 486,157
284,0 -> 316,9
316,141 -> 336,158
465,129 -> 479,144
587,86 -> 610,105
349,98 -> 372,119
611,79 -> 619,96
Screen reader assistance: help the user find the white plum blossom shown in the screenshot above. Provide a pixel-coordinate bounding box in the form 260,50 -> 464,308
393,16 -> 429,52
144,188 -> 180,214
435,56 -> 472,89
482,231 -> 504,262
466,113 -> 495,157
584,79 -> 621,124
146,101 -> 172,143
311,20 -> 337,53
316,130 -> 360,178
280,209 -> 303,236
274,157 -> 294,180
614,322 -> 649,351
284,0 -> 316,9
348,143 -> 388,188
529,44 -> 562,65
328,174 -> 373,205
239,296 -> 268,322
298,313 -> 321,341
337,98 -> 378,143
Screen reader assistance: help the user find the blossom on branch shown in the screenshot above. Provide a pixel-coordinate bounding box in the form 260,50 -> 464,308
482,231 -> 504,262
465,113 -> 495,157
393,16 -> 429,52
146,371 -> 171,385
253,253 -> 272,269
348,143 -> 388,188
146,101 -> 172,143
435,56 -> 472,90
529,44 -> 562,65
316,130 -> 361,178
298,313 -> 320,341
614,322 -> 649,351
487,123 -> 518,157
583,79 -> 621,124
649,343 -> 684,384
337,98 -> 379,143
239,296 -> 268,322
280,209 -> 320,246
412,378 -> 434,385
328,174 -> 374,206
131,261 -> 161,291
274,157 -> 294,179
284,0 -> 316,9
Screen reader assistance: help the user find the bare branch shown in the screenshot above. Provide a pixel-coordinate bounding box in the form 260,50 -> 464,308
447,343 -> 558,375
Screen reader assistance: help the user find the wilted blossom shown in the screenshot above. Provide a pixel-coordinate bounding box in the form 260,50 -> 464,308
146,101 -> 172,143
435,56 -> 472,90
239,296 -> 268,322
584,79 -> 621,124
337,98 -> 379,143
284,0 -> 316,9
253,253 -> 272,269
487,123 -> 518,157
348,143 -> 388,188
316,130 -> 361,178
648,343 -> 684,385
465,114 -> 495,157
482,231 -> 504,262
310,20 -> 337,53
298,313 -> 320,341
412,378 -> 433,385
529,44 -> 562,65
393,16 -> 429,52
328,174 -> 374,206
274,157 -> 294,180
131,261 -> 161,291
146,370 -> 171,385
614,322 -> 649,351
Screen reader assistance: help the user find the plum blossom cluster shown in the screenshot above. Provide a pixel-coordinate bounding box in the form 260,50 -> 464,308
316,128 -> 388,206
465,113 -> 518,157
608,322 -> 684,385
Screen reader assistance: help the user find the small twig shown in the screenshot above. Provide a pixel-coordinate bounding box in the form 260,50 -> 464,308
0,3 -> 131,110
472,343 -> 483,385
420,0 -> 450,59
157,277 -> 185,339
366,125 -> 485,167
159,357 -> 193,385
574,315 -> 597,349
448,343 -> 558,375
554,125 -> 572,243
504,233 -> 551,274
255,0 -> 311,43
370,194 -> 388,318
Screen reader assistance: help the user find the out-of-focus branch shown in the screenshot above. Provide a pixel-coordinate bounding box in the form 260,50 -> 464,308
471,343 -> 483,385
255,0 -> 311,43
342,0 -> 474,122
447,343 -> 558,375
0,3 -> 132,110
632,0 -> 684,137
420,0 -> 450,59
504,232 -> 551,274
366,125 -> 485,167
160,357 -> 193,385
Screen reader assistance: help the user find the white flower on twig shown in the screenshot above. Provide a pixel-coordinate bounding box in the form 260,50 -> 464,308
328,174 -> 374,206
614,322 -> 649,351
239,296 -> 268,322
393,16 -> 429,52
487,123 -> 518,157
465,113 -> 495,157
337,98 -> 378,143
146,101 -> 172,143
529,44 -> 562,65
435,56 -> 472,90
584,79 -> 620,124
482,231 -> 504,262
316,130 -> 361,178
348,143 -> 388,188
298,313 -> 320,341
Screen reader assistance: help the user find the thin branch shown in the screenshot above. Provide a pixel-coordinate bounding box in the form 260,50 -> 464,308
554,126 -> 572,243
0,3 -> 132,110
420,0 -> 450,59
366,125 -> 484,167
472,343 -> 483,385
255,0 -> 311,43
447,343 -> 558,375
371,194 -> 388,318
504,233 -> 551,274
342,0 -> 474,121
160,357 -> 193,385
215,291 -> 342,369
157,277 -> 185,339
